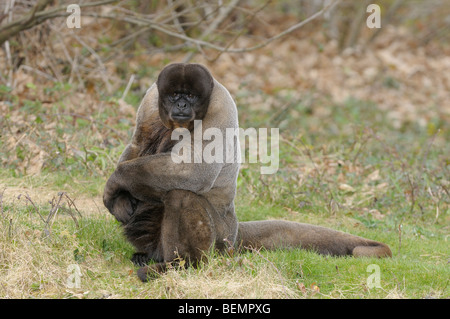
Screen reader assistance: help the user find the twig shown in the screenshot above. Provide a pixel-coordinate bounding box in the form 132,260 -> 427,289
110,25 -> 151,47
18,64 -> 57,81
80,0 -> 338,55
390,271 -> 402,291
167,0 -> 186,34
405,170 -> 416,215
17,192 -> 46,223
22,0 -> 50,26
221,0 -> 339,53
352,127 -> 372,165
3,0 -> 15,87
121,74 -> 135,100
0,0 -> 118,46
397,223 -> 402,256
70,32 -> 112,93
46,191 -> 65,230
61,192 -> 82,228
420,129 -> 440,177
343,0 -> 370,49
205,0 -> 270,62
3,40 -> 12,86
258,174 -> 272,202
47,23 -> 84,87
18,191 -> 81,238
267,101 -> 295,126
427,187 -> 441,224
8,218 -> 13,238
183,0 -> 241,62
0,187 -> 5,216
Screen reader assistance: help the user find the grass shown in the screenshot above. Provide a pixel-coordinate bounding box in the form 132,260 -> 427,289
0,195 -> 447,298
0,83 -> 448,299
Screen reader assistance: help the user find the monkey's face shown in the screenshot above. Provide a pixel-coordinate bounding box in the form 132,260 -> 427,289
157,63 -> 214,130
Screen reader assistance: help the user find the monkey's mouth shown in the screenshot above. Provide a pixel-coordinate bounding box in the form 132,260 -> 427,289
171,115 -> 193,123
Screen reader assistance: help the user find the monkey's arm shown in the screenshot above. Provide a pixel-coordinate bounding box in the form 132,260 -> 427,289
117,143 -> 140,164
103,143 -> 141,224
103,153 -> 223,207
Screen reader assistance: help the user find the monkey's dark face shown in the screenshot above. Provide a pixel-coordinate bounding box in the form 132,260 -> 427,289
157,63 -> 214,130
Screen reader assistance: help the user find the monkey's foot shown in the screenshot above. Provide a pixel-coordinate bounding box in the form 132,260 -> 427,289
131,252 -> 151,266
137,263 -> 168,282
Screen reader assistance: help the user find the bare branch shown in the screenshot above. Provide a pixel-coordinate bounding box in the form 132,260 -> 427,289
69,32 -> 113,93
183,0 -> 241,62
228,0 -> 339,53
0,0 -> 118,46
79,0 -> 338,54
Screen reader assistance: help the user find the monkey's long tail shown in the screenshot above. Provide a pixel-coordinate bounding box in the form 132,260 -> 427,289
236,220 -> 392,258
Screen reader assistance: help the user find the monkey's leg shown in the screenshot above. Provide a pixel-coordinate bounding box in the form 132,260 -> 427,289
237,220 -> 392,258
124,200 -> 165,265
137,190 -> 216,282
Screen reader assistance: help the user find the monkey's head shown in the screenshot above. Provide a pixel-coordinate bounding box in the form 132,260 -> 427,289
157,63 -> 214,130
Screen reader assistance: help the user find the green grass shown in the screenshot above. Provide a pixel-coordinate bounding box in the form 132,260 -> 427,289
0,195 -> 447,298
0,85 -> 448,298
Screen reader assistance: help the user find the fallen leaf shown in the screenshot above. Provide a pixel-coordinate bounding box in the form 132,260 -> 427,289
310,283 -> 320,294
369,209 -> 385,220
296,281 -> 307,295
376,183 -> 389,191
339,183 -> 355,193
367,169 -> 380,181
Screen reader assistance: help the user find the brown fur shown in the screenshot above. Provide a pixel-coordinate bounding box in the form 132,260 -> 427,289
103,63 -> 392,282
138,116 -> 176,156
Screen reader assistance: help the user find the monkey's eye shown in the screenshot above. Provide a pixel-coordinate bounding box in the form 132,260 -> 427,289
169,92 -> 180,101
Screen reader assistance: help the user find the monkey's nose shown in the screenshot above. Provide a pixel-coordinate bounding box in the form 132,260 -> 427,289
177,102 -> 187,109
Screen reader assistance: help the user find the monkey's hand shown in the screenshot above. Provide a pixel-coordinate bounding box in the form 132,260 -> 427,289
103,175 -> 138,224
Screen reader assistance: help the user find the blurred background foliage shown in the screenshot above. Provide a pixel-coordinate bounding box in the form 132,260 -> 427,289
0,0 -> 448,226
